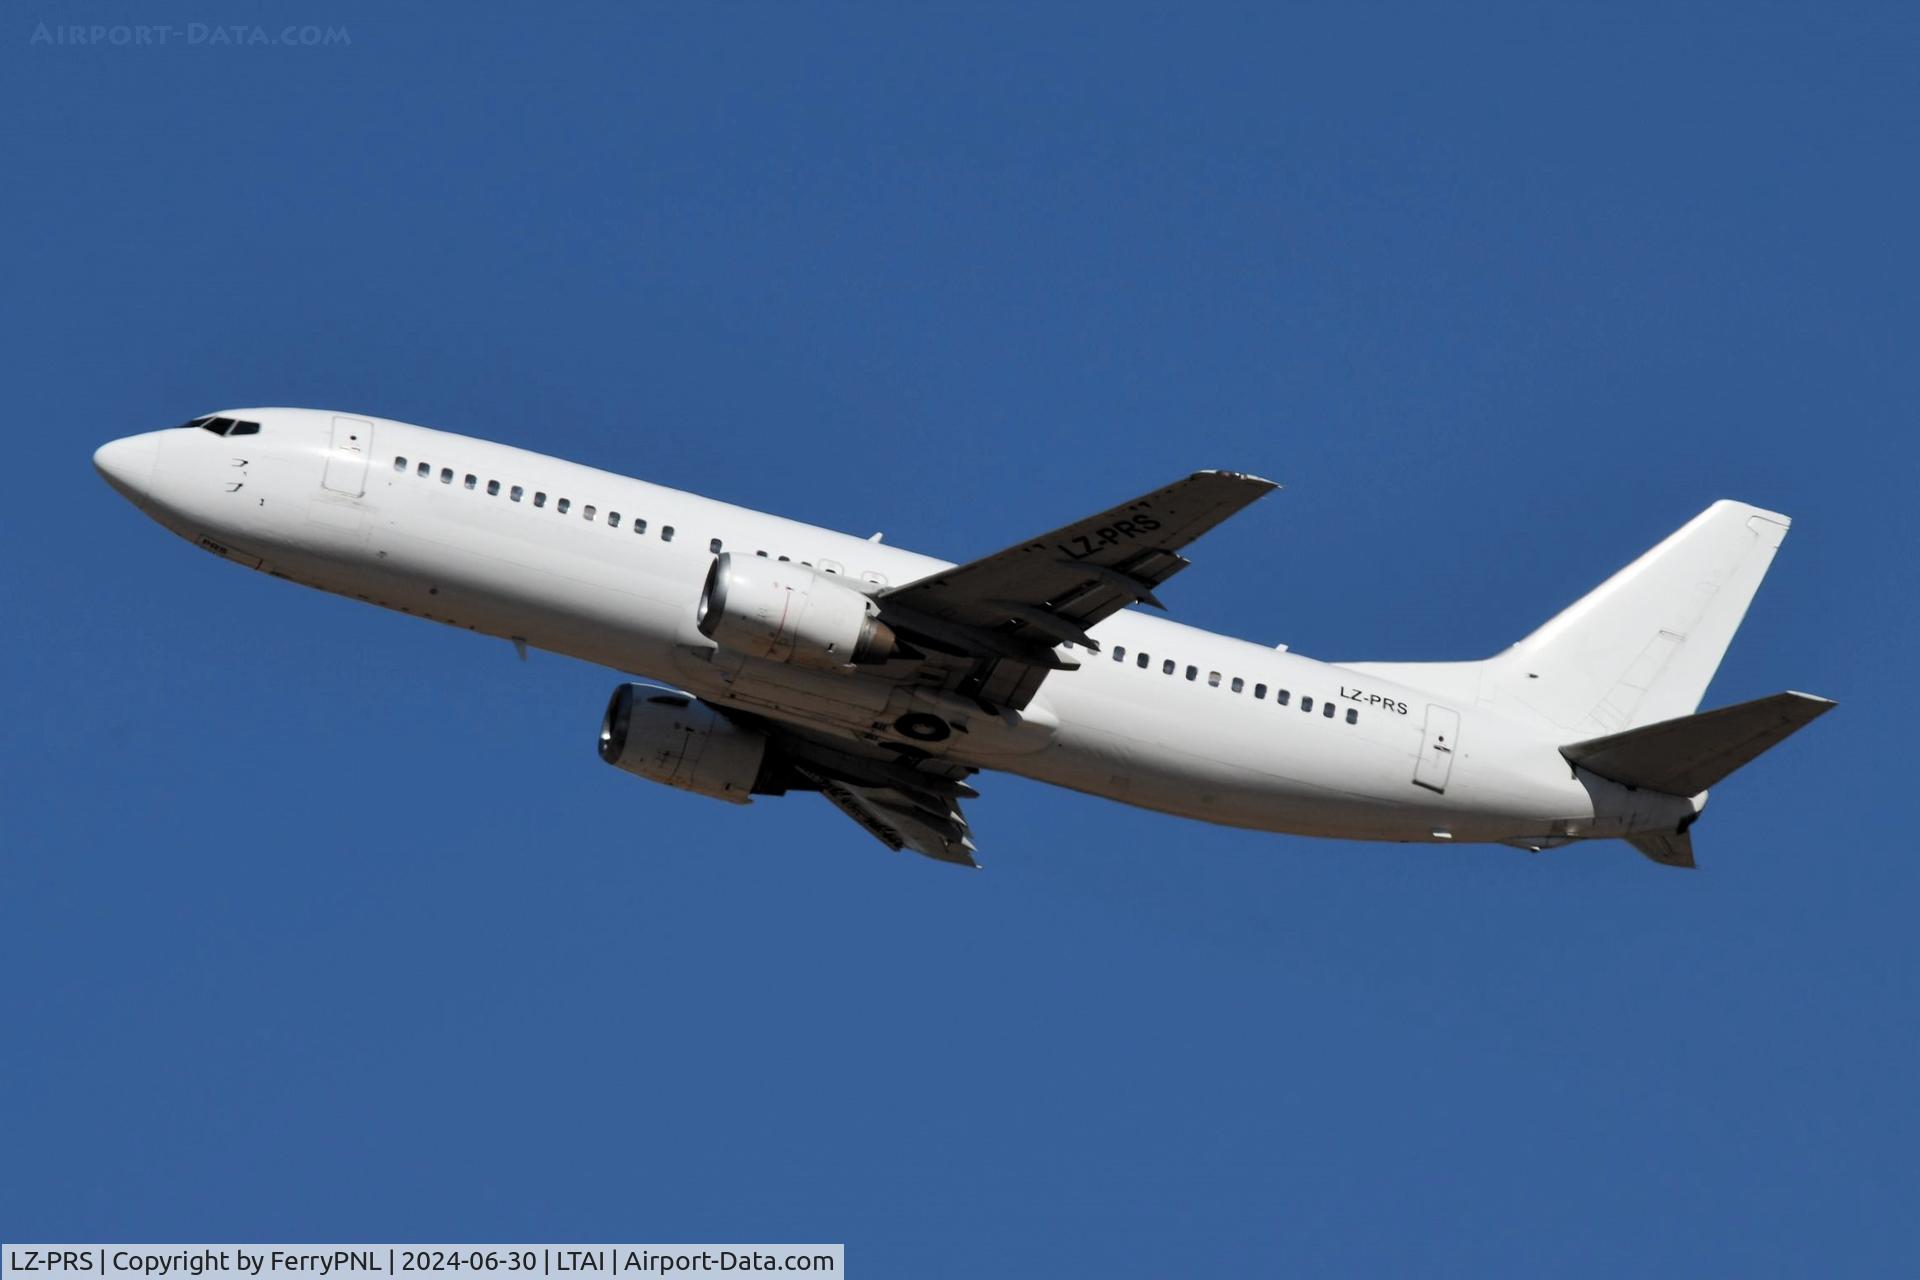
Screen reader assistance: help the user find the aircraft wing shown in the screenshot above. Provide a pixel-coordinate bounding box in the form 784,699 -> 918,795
802,769 -> 979,867
878,470 -> 1277,708
739,714 -> 984,867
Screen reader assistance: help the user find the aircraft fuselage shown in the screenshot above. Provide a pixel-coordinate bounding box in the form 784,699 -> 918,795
93,408 -> 1698,855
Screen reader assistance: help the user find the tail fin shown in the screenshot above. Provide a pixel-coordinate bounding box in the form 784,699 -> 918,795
1563,690 -> 1836,796
1495,501 -> 1794,734
1346,501 -> 1795,736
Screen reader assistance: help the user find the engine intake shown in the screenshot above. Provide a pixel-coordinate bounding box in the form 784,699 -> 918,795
697,552 -> 896,669
598,683 -> 774,804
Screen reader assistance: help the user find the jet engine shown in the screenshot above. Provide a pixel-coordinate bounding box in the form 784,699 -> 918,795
597,683 -> 776,804
696,552 -> 897,669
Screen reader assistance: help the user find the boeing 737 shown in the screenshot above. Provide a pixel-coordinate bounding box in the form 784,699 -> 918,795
93,410 -> 1832,869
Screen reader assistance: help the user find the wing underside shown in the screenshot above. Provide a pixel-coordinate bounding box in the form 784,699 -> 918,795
741,716 -> 983,867
803,770 -> 980,867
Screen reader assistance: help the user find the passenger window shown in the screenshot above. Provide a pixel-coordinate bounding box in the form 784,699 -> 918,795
633,518 -> 647,534
534,492 -> 547,508
1301,696 -> 1314,713
662,526 -> 675,542
756,550 -> 769,558
417,462 -> 430,477
1277,689 -> 1291,706
487,480 -> 500,496
557,498 -> 570,514
1231,677 -> 1244,693
1324,701 -> 1337,719
464,474 -> 477,490
608,512 -> 621,528
710,538 -> 723,554
1185,665 -> 1198,681
393,457 -> 407,472
1254,683 -> 1267,699
1163,659 -> 1174,675
778,555 -> 790,562
510,485 -> 523,502
1137,652 -> 1150,669
583,505 -> 596,521
1207,671 -> 1221,687
440,468 -> 453,484
1346,708 -> 1358,725
1113,646 -> 1126,663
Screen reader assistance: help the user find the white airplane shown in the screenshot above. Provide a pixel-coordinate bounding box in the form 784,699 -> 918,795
93,409 -> 1832,869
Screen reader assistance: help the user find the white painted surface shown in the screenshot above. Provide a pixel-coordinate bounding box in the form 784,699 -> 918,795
94,408 -> 1818,861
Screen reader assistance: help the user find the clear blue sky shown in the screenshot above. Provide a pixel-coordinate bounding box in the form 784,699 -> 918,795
3,4 -> 1914,1273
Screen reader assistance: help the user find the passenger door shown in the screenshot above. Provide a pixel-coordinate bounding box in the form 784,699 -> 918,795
322,415 -> 375,497
1413,704 -> 1460,793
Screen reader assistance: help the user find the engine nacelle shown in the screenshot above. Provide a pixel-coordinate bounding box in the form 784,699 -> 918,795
597,683 -> 773,804
696,552 -> 896,669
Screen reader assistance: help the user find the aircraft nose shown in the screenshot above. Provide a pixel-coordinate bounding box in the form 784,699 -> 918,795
93,432 -> 161,500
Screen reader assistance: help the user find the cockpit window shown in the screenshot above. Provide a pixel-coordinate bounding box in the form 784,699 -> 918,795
192,416 -> 260,437
178,416 -> 214,430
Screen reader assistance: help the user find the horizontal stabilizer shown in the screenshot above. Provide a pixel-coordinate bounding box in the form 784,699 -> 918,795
1627,830 -> 1696,869
1563,691 -> 1835,797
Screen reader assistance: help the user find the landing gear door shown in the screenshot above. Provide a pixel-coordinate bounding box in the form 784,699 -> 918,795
1414,704 -> 1460,793
322,415 -> 374,497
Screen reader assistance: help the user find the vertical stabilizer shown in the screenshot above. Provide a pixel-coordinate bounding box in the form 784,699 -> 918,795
1489,501 -> 1791,735
1340,501 -> 1794,737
